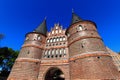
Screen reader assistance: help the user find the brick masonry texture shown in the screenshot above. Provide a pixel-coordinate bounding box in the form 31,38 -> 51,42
7,17 -> 120,80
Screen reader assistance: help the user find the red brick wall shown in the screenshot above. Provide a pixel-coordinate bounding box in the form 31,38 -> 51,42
8,33 -> 46,80
67,20 -> 120,79
8,61 -> 40,80
70,56 -> 120,79
69,38 -> 107,57
18,47 -> 43,59
68,21 -> 106,57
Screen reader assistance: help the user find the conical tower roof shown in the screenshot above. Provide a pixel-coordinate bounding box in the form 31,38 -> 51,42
71,11 -> 83,24
34,18 -> 47,35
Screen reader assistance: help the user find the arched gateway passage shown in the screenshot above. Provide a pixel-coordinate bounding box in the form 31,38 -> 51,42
45,67 -> 65,80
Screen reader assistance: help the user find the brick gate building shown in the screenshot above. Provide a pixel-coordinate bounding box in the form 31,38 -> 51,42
8,12 -> 120,80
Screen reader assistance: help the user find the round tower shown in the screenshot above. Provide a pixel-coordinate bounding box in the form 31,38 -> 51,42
66,12 -> 120,79
7,19 -> 47,80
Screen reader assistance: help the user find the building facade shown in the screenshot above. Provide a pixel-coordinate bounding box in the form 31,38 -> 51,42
107,47 -> 120,72
8,12 -> 120,80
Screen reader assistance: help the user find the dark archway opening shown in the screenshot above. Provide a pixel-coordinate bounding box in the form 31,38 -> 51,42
45,68 -> 65,80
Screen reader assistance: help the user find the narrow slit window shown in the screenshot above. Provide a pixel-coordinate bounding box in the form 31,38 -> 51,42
27,51 -> 30,54
81,43 -> 85,48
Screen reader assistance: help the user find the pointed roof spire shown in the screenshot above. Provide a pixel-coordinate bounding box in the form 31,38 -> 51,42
34,17 -> 47,35
71,9 -> 83,24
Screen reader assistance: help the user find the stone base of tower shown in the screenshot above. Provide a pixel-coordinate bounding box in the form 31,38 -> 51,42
7,58 -> 40,80
69,53 -> 120,80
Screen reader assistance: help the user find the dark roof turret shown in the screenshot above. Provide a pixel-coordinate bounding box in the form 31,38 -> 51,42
34,18 -> 47,36
71,10 -> 83,25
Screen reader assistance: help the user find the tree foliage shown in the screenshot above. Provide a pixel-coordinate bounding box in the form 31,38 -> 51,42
0,47 -> 19,77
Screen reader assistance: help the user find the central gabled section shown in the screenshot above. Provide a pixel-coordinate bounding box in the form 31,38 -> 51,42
42,23 -> 69,60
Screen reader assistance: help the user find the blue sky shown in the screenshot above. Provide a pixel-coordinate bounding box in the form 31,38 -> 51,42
0,0 -> 120,52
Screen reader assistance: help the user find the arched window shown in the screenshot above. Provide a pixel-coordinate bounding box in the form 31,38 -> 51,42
56,26 -> 58,29
77,25 -> 83,31
56,49 -> 58,55
63,37 -> 66,41
63,48 -> 66,57
63,49 -> 66,54
52,50 -> 54,55
37,35 -> 41,40
47,50 -> 51,58
51,50 -> 54,58
37,36 -> 41,40
47,39 -> 49,43
60,49 -> 62,54
53,38 -> 55,42
59,49 -> 62,57
60,37 -> 62,41
45,50 -> 47,55
67,33 -> 70,37
59,30 -> 62,33
44,50 -> 48,58
48,50 -> 51,55
56,30 -> 58,34
50,38 -> 52,43
56,37 -> 59,42
52,31 -> 54,34
55,49 -> 58,58
55,38 -> 57,42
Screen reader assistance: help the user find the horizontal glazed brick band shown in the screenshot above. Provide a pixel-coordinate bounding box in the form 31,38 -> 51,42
68,30 -> 97,39
41,63 -> 69,66
16,58 -> 40,62
22,44 -> 44,49
41,60 -> 69,65
45,46 -> 67,50
68,36 -> 101,46
69,52 -> 110,61
67,20 -> 96,32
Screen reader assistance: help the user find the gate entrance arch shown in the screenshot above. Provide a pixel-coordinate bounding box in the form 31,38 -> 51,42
45,67 -> 65,80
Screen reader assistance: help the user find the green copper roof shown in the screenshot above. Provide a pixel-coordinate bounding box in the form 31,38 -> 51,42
71,12 -> 83,24
34,18 -> 47,35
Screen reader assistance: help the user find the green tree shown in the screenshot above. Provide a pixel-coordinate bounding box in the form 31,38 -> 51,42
0,47 -> 19,78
